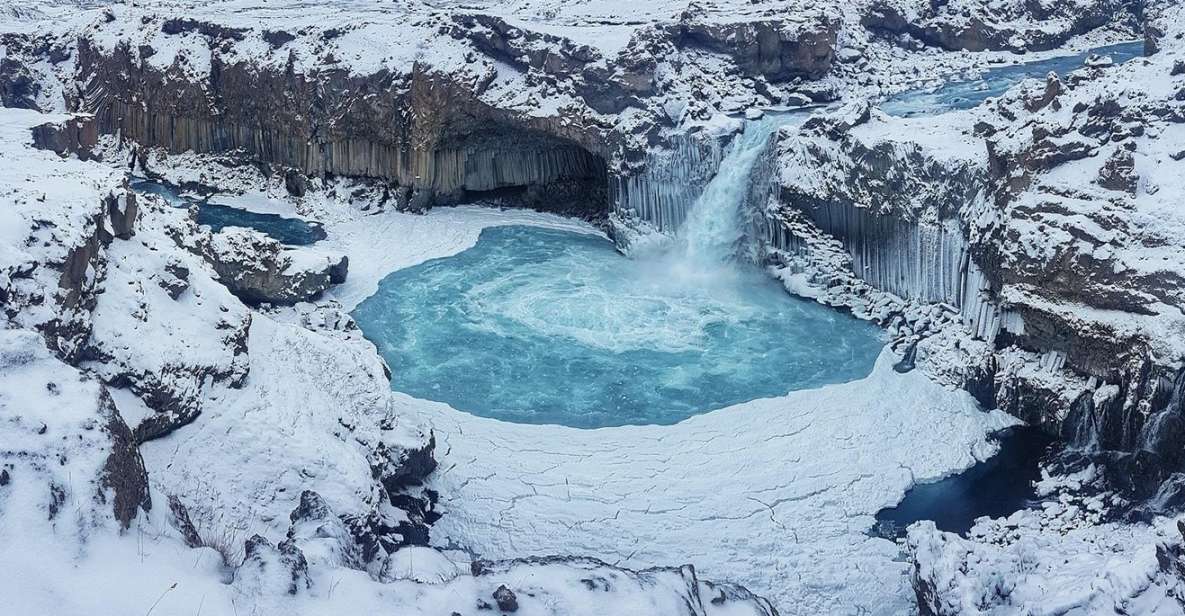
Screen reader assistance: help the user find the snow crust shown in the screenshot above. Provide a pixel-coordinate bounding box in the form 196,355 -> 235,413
128,147 -> 1021,614
425,350 -> 1016,615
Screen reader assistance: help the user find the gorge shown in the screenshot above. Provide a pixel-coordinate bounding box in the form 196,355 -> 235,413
3,1 -> 1185,615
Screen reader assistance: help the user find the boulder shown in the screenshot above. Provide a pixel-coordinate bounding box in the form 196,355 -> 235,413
206,227 -> 348,305
1097,148 -> 1138,193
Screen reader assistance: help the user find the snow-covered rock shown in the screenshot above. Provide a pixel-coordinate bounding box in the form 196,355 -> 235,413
759,5 -> 1185,505
83,193 -> 252,441
0,327 -> 149,530
0,1 -> 1180,615
907,511 -> 1185,615
207,227 -> 348,305
862,0 -> 1141,53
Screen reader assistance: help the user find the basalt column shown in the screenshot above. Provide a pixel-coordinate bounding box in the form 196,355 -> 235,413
74,38 -> 609,218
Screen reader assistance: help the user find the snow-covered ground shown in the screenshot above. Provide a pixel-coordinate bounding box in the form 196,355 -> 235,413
2,0 -> 1182,614
427,352 -> 1016,615
0,107 -> 783,616
171,173 -> 1016,614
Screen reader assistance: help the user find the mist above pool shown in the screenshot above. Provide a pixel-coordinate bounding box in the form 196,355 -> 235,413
353,225 -> 883,428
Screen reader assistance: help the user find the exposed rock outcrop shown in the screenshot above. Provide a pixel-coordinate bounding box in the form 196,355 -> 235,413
79,193 -> 251,442
762,9 -> 1185,507
676,9 -> 839,82
862,0 -> 1142,52
206,227 -> 348,305
0,328 -> 150,530
66,14 -> 613,219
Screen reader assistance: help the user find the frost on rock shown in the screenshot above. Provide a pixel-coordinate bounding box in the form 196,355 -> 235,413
142,314 -> 436,551
0,109 -> 128,360
758,4 -> 1185,496
83,193 -> 252,441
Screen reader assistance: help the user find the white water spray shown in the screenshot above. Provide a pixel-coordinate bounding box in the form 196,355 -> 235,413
676,119 -> 781,266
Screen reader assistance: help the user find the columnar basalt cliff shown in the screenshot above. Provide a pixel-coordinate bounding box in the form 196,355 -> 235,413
5,2 -> 854,224
73,36 -> 611,217
763,7 -> 1185,508
2,1 -> 1178,614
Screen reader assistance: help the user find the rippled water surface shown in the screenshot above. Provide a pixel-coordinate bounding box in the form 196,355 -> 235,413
354,225 -> 884,427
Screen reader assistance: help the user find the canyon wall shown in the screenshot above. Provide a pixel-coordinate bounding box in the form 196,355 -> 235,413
763,23 -> 1185,507
73,35 -> 610,217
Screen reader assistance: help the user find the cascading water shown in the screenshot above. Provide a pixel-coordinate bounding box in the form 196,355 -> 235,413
675,119 -> 782,267
352,112 -> 884,428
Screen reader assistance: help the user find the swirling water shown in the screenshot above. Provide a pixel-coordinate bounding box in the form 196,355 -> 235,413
131,179 -> 326,245
354,225 -> 883,427
353,112 -> 886,427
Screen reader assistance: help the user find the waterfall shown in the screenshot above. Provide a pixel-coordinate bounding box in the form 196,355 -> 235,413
612,131 -> 726,235
618,113 -> 807,268
676,119 -> 782,266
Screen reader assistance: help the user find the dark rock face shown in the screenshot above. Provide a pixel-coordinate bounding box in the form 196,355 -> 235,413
863,0 -> 1141,52
283,169 -> 307,197
31,117 -> 99,159
71,34 -> 612,220
676,11 -> 839,82
767,21 -> 1185,505
98,389 -> 152,529
0,33 -> 42,109
345,432 -> 440,564
105,191 -> 138,239
493,585 -> 519,612
283,487 -> 441,583
1097,148 -> 1138,193
778,110 -> 985,306
167,494 -> 203,548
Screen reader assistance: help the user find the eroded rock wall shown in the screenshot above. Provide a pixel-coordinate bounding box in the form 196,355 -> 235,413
763,14 -> 1185,505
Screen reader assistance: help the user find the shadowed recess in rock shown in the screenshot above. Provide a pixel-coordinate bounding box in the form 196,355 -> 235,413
881,41 -> 1144,117
871,427 -> 1055,539
131,179 -> 327,246
353,225 -> 884,428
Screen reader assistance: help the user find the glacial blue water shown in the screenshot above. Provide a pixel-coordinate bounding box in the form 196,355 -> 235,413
131,179 -> 326,245
881,41 -> 1144,117
872,427 -> 1055,539
354,225 -> 883,427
